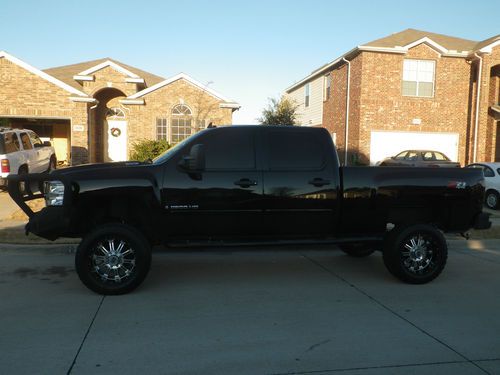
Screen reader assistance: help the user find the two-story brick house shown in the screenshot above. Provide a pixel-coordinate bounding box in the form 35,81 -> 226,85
0,52 -> 240,165
285,29 -> 500,165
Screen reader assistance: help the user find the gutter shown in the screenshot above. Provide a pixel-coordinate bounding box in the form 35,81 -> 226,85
342,57 -> 351,166
473,53 -> 483,163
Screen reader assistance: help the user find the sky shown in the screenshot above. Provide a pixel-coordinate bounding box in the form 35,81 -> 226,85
0,0 -> 498,124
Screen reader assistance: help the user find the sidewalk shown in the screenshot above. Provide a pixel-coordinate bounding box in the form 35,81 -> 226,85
0,191 -> 19,221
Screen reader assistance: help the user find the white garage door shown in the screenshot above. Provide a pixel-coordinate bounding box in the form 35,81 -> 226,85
370,131 -> 459,165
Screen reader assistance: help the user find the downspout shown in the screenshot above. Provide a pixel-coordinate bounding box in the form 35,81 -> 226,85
473,53 -> 483,163
342,57 -> 351,166
87,101 -> 99,164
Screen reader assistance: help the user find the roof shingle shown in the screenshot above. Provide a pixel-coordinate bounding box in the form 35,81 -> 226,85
43,58 -> 165,91
363,28 -> 478,52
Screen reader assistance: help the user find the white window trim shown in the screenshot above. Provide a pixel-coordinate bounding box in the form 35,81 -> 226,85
304,83 -> 310,108
323,75 -> 331,101
402,59 -> 436,98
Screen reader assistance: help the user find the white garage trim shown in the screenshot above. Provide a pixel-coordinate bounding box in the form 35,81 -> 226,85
370,131 -> 459,165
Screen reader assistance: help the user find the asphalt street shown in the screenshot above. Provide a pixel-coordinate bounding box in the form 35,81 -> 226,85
0,240 -> 499,375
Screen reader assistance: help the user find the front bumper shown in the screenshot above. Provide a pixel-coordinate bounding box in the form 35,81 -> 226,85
473,212 -> 492,230
26,207 -> 70,240
7,173 -> 74,240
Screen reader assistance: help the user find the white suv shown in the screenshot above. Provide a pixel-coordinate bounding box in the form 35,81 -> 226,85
0,128 -> 57,189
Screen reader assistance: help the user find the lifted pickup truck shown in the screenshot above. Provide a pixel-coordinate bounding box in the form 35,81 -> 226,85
8,126 -> 491,295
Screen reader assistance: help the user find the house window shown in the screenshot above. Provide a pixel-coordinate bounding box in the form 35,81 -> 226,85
304,83 -> 310,107
106,107 -> 126,119
171,104 -> 193,143
156,118 -> 168,141
324,75 -> 331,100
402,59 -> 435,97
171,118 -> 192,143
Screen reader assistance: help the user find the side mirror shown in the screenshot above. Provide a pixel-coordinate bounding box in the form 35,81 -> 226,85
179,144 -> 205,172
43,141 -> 52,147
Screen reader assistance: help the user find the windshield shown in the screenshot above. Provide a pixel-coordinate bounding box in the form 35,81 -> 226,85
152,130 -> 205,164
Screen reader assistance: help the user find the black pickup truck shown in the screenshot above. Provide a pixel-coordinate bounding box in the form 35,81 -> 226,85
8,126 -> 491,295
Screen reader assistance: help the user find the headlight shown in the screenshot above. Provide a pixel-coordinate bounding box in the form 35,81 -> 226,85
44,181 -> 65,206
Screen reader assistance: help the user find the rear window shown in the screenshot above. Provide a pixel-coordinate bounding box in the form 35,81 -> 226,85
0,132 -> 21,154
267,130 -> 325,170
434,152 -> 449,161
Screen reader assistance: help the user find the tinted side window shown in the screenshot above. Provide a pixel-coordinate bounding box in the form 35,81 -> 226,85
20,133 -> 32,150
484,166 -> 495,178
268,131 -> 325,170
470,164 -> 495,178
29,132 -> 42,147
202,129 -> 255,170
4,133 -> 20,154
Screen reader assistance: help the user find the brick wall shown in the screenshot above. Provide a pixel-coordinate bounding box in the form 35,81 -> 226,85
0,57 -> 235,164
0,57 -> 89,164
477,46 -> 500,162
322,43 -> 489,165
125,79 -> 233,155
81,66 -> 138,97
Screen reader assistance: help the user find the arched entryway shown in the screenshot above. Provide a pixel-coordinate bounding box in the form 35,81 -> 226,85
91,88 -> 127,162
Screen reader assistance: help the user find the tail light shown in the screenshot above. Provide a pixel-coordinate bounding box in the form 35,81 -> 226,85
1,159 -> 9,173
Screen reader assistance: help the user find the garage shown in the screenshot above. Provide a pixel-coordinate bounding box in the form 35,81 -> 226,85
370,131 -> 459,165
0,117 -> 71,165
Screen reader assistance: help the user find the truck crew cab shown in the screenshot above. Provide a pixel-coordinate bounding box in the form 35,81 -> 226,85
8,126 -> 491,295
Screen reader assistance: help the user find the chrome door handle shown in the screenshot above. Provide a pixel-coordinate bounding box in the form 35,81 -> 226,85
234,178 -> 258,188
308,178 -> 330,187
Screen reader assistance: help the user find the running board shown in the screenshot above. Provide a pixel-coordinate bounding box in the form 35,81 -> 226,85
166,236 -> 383,248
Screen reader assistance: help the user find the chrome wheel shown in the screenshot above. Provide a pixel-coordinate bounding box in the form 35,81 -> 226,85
383,224 -> 447,284
486,192 -> 498,209
91,238 -> 136,283
401,234 -> 435,274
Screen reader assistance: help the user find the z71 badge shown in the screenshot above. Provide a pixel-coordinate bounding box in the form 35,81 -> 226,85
447,181 -> 467,189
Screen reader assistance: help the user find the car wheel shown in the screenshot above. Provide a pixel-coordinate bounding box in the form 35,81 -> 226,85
47,156 -> 57,172
75,223 -> 152,295
339,243 -> 376,257
485,190 -> 499,210
383,224 -> 447,284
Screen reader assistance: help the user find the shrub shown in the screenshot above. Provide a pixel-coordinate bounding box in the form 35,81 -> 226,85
130,139 -> 170,162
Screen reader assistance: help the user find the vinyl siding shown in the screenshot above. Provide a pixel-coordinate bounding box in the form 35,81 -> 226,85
285,75 -> 324,126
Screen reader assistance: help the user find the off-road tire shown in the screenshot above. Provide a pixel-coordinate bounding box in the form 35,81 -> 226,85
383,224 -> 447,284
75,223 -> 152,295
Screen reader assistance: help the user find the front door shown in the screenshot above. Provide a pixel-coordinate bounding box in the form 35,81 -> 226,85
105,119 -> 127,162
161,127 -> 264,239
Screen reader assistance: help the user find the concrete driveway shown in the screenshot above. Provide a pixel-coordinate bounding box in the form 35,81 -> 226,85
0,240 -> 499,375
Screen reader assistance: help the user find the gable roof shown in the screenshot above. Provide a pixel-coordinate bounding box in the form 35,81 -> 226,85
128,72 -> 239,106
43,58 -> 165,90
286,29 -> 499,93
474,34 -> 500,52
363,28 -> 477,52
0,51 -> 88,96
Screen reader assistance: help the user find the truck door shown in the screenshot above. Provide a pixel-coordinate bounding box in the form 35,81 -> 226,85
19,132 -> 38,172
161,127 -> 264,238
261,127 -> 338,237
28,131 -> 50,171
